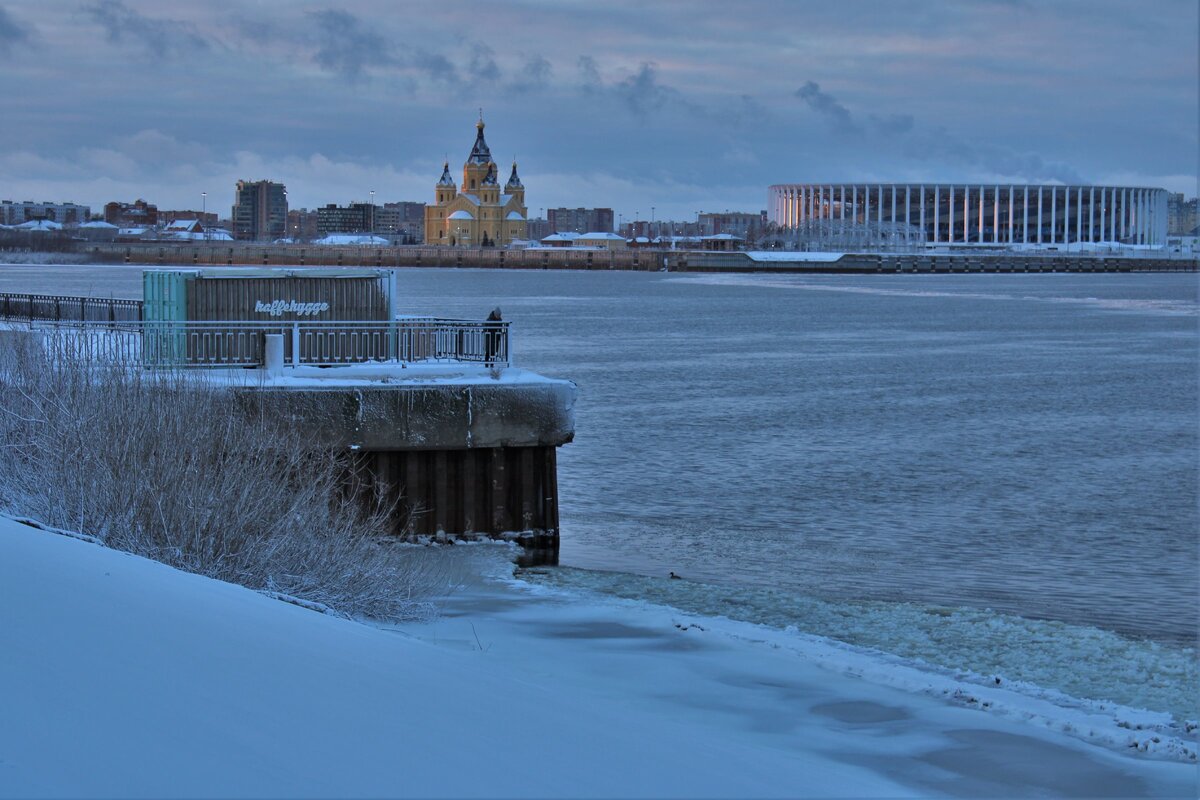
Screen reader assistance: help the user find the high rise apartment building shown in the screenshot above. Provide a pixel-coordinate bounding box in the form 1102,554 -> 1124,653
547,207 -> 614,234
1167,193 -> 1198,235
2,200 -> 91,225
232,180 -> 288,241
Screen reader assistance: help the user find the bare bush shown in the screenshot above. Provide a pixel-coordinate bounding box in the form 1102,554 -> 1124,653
0,332 -> 450,620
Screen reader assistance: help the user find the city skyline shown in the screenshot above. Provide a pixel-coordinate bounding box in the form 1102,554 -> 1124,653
0,0 -> 1196,220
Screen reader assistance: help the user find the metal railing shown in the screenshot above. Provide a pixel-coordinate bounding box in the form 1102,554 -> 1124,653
22,318 -> 510,369
0,292 -> 143,323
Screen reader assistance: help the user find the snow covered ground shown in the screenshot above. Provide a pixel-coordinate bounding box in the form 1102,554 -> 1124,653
0,516 -> 1194,798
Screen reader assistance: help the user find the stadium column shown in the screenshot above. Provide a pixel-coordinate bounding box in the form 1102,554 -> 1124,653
1023,185 -> 1029,244
933,186 -> 940,243
1100,188 -> 1107,242
949,185 -> 955,243
1050,186 -> 1057,244
890,185 -> 897,227
1008,186 -> 1015,244
905,186 -> 911,231
963,186 -> 969,243
1037,188 -> 1043,244
1089,188 -> 1099,244
917,185 -> 923,242
1080,187 -> 1089,245
977,185 -> 984,243
1118,189 -> 1128,242
1110,189 -> 1117,242
1063,186 -> 1070,245
992,185 -> 999,245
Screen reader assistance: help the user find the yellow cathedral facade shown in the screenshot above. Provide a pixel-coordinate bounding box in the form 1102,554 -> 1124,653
423,116 -> 528,246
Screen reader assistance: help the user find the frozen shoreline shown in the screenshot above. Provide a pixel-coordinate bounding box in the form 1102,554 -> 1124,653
0,516 -> 1194,798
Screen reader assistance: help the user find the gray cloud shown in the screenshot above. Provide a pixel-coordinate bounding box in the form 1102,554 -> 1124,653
510,54 -> 552,93
795,81 -> 858,134
577,55 -> 602,92
906,126 -> 1084,184
308,9 -> 394,79
468,42 -> 500,83
868,113 -> 915,135
410,49 -> 459,84
0,7 -> 31,55
84,0 -> 209,58
616,63 -> 675,117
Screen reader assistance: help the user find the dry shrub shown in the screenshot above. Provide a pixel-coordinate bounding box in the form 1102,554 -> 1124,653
0,331 -> 450,620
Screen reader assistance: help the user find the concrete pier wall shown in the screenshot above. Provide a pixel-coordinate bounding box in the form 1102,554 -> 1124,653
241,377 -> 576,560
77,242 -> 1196,273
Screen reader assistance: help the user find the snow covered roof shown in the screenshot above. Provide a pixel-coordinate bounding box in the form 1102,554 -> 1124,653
506,211 -> 525,221
164,220 -> 202,233
578,232 -> 624,240
80,221 -> 118,229
541,232 -> 581,242
313,234 -> 389,245
701,233 -> 743,240
458,194 -> 480,206
16,220 -> 62,230
448,210 -> 474,220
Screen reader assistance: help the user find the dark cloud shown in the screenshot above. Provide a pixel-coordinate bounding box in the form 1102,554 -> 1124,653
468,42 -> 500,83
868,113 -> 915,134
616,63 -> 674,117
84,0 -> 209,58
906,126 -> 1084,184
308,9 -> 394,79
795,81 -> 858,134
0,7 -> 31,55
411,49 -> 459,84
577,55 -> 602,92
510,54 -> 552,93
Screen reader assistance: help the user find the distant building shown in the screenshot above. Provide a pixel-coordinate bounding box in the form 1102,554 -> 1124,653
2,200 -> 91,226
1167,193 -> 1197,236
316,203 -> 375,237
104,199 -> 158,227
575,232 -> 627,250
770,183 -> 1170,247
287,208 -> 320,241
424,116 -> 528,246
547,207 -> 614,234
699,211 -> 766,239
161,219 -> 233,241
160,209 -> 218,228
77,220 -> 119,242
526,217 -> 551,240
232,180 -> 288,241
379,201 -> 425,237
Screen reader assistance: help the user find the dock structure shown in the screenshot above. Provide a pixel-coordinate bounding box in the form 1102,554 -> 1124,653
0,269 -> 576,563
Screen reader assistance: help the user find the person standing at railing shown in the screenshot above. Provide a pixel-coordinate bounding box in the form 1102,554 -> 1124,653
484,307 -> 502,367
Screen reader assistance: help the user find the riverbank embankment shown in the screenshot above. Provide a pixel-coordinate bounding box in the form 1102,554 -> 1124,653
27,241 -> 1197,273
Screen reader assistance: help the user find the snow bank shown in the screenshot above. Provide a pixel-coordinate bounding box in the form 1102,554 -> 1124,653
746,251 -> 845,262
1,518 -> 1193,798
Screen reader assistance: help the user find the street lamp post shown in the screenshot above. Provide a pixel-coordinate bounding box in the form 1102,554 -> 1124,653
369,190 -> 375,234
201,192 -> 207,241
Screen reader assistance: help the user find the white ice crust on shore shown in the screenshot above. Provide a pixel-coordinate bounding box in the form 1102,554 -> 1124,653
0,516 -> 1194,798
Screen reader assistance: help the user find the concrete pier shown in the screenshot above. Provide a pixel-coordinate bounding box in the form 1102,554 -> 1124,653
241,369 -> 576,561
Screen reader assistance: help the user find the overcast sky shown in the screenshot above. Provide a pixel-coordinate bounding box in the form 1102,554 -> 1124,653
0,0 -> 1196,220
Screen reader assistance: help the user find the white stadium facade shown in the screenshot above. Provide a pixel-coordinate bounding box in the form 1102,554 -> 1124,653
768,183 -> 1169,248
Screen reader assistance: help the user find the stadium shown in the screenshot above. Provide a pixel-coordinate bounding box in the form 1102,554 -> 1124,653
768,183 -> 1168,249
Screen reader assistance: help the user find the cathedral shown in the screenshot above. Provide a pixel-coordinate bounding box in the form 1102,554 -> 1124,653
423,116 -> 528,246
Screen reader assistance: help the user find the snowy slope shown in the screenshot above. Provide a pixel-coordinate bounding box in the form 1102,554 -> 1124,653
1,518 -> 1193,798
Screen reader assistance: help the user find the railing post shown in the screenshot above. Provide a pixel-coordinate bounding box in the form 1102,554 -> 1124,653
291,322 -> 301,367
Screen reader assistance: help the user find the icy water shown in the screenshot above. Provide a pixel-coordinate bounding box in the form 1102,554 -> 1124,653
2,264 -> 1196,724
